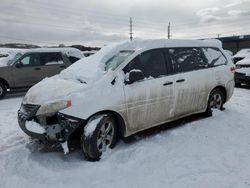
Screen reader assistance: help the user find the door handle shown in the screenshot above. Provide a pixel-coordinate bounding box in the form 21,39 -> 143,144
34,68 -> 41,70
163,81 -> 173,86
60,65 -> 66,68
176,79 -> 185,83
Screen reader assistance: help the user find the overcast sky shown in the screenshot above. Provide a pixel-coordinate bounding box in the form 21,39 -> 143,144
0,0 -> 250,46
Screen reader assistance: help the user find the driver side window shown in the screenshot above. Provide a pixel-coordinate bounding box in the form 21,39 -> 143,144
20,54 -> 40,67
123,49 -> 167,79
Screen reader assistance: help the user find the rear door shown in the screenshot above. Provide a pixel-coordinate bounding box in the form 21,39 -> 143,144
40,52 -> 67,78
123,48 -> 175,133
13,53 -> 44,87
168,47 -> 212,117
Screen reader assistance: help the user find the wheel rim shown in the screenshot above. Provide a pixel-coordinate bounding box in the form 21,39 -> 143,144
210,93 -> 222,109
97,121 -> 114,152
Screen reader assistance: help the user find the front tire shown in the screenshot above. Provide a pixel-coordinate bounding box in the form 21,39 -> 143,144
0,82 -> 7,99
81,114 -> 117,161
205,89 -> 225,116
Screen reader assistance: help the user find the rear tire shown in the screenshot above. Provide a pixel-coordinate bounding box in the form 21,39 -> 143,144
0,82 -> 7,99
81,114 -> 117,161
205,89 -> 225,116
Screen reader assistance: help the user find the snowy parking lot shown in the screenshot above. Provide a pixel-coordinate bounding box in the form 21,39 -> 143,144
0,88 -> 250,188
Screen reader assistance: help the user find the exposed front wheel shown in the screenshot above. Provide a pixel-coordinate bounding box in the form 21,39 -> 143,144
0,82 -> 7,99
205,89 -> 224,116
81,114 -> 117,161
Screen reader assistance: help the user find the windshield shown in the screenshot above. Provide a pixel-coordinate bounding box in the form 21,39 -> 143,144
7,53 -> 23,65
105,50 -> 134,71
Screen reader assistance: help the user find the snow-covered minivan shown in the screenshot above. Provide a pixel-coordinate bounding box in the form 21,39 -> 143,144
18,39 -> 235,161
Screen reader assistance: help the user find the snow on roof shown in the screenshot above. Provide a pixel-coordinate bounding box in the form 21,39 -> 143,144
0,47 -> 83,67
26,47 -> 83,59
59,39 -> 223,83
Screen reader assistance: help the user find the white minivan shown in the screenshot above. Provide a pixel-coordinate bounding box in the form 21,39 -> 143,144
18,39 -> 235,161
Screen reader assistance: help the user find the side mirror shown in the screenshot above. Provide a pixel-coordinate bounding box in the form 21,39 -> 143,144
125,69 -> 144,84
15,61 -> 22,68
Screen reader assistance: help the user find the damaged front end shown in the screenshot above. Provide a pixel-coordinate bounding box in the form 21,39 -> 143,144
17,102 -> 85,146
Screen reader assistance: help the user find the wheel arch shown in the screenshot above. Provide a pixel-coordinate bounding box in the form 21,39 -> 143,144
210,85 -> 227,103
86,110 -> 126,138
0,77 -> 9,89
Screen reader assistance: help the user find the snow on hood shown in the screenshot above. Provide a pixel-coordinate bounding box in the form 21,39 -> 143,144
236,55 -> 250,65
234,49 -> 250,58
23,76 -> 84,105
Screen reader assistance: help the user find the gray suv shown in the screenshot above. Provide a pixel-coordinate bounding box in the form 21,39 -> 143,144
0,48 -> 83,99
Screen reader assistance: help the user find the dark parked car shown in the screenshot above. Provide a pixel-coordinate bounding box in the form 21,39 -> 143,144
0,48 -> 83,99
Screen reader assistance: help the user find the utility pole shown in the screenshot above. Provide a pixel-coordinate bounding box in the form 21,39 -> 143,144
168,22 -> 171,39
129,17 -> 133,41
217,34 -> 221,38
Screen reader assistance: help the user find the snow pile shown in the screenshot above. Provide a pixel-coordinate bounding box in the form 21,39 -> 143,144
25,120 -> 45,134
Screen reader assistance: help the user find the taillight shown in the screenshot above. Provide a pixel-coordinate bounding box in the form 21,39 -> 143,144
230,67 -> 235,73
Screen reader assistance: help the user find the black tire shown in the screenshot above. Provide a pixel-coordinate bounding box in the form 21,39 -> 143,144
81,114 -> 117,161
0,81 -> 7,99
205,89 -> 225,116
235,82 -> 241,87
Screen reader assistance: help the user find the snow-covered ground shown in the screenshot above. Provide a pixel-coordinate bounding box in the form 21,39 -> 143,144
0,88 -> 250,188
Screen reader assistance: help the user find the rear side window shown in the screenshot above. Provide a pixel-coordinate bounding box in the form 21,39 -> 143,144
124,49 -> 167,79
168,48 -> 206,73
202,47 -> 227,66
40,53 -> 64,65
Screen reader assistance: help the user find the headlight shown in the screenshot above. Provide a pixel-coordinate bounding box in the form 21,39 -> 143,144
236,65 -> 241,69
36,100 -> 72,116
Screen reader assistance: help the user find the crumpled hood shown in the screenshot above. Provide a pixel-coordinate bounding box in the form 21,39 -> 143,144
23,76 -> 85,105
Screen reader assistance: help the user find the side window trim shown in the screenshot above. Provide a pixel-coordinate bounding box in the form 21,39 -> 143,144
167,47 -> 209,75
201,47 -> 228,68
40,52 -> 64,66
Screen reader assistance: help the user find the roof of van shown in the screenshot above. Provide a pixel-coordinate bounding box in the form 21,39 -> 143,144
60,39 -> 223,83
120,39 -> 223,51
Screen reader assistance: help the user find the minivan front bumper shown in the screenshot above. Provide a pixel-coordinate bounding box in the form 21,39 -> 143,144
17,104 -> 85,143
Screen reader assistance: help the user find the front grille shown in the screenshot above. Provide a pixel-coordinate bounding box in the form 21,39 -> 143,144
237,64 -> 250,68
21,103 -> 40,117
